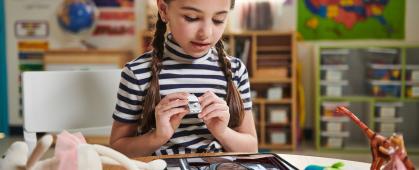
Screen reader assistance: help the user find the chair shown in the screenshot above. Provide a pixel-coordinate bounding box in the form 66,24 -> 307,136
22,69 -> 122,153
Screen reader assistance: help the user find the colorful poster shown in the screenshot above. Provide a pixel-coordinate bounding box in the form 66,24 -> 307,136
298,0 -> 405,40
84,0 -> 136,49
93,0 -> 133,7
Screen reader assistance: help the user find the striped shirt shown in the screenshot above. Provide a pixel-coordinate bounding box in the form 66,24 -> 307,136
112,34 -> 252,155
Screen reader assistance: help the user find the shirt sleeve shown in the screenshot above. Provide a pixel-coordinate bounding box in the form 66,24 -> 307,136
233,58 -> 252,111
112,66 -> 145,123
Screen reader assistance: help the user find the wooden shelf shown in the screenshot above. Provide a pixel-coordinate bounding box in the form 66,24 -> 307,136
253,98 -> 292,104
44,49 -> 133,70
250,78 -> 292,84
259,144 -> 293,150
257,46 -> 291,52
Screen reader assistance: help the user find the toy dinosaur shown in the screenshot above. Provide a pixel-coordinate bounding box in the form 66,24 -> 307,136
335,106 -> 415,170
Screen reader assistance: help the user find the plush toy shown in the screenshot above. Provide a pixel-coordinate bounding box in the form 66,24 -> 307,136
0,131 -> 166,170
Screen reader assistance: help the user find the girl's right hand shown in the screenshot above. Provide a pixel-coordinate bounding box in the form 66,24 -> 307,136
154,92 -> 189,141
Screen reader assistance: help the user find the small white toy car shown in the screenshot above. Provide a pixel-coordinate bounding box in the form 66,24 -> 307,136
187,94 -> 201,114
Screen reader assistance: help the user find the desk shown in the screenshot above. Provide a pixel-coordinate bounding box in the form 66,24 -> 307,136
104,153 -> 370,170
277,154 -> 370,169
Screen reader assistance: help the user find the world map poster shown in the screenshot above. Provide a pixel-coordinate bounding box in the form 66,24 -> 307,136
298,0 -> 405,40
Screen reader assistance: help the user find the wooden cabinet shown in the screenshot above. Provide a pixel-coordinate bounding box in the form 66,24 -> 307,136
139,31 -> 298,150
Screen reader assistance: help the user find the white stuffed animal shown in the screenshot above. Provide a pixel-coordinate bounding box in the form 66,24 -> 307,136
0,133 -> 166,170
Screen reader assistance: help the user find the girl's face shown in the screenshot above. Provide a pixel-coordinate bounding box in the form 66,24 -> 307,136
158,0 -> 231,57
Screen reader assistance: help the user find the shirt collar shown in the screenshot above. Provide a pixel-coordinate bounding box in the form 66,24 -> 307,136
164,33 -> 212,63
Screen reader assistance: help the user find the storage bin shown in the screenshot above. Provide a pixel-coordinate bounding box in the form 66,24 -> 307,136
270,131 -> 287,144
374,102 -> 402,118
320,49 -> 349,65
405,65 -> 419,81
374,117 -> 403,135
267,106 -> 289,124
267,128 -> 288,144
320,80 -> 350,97
366,48 -> 400,64
406,81 -> 419,97
368,80 -> 401,97
367,64 -> 401,80
325,137 -> 344,148
322,102 -> 350,117
320,65 -> 348,81
325,122 -> 344,132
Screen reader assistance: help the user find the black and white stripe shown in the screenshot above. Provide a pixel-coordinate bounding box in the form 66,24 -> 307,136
113,34 -> 252,155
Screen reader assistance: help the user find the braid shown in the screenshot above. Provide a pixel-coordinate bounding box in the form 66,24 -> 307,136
215,40 -> 245,128
139,13 -> 167,133
138,0 -> 236,132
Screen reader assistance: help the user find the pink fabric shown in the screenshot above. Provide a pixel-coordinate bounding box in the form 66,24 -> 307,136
54,131 -> 87,170
383,152 -> 407,170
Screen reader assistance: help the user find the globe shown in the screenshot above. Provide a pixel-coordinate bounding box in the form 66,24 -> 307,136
57,0 -> 96,34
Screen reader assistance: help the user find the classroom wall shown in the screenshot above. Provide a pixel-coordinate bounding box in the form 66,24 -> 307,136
117,0 -> 419,129
5,0 -> 419,129
1,0 -> 9,135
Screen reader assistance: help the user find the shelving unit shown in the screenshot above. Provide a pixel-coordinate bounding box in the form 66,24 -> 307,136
315,45 -> 419,153
43,49 -> 133,71
139,31 -> 298,150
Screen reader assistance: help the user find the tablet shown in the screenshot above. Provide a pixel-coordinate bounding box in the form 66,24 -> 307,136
163,153 -> 298,170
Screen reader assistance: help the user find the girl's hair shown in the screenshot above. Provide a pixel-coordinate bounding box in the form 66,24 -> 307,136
139,0 -> 242,133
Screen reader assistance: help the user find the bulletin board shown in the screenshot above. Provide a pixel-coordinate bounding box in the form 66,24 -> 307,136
297,0 -> 405,40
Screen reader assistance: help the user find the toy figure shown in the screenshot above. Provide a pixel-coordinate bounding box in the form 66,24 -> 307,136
188,94 -> 202,114
0,131 -> 167,170
335,106 -> 415,170
305,162 -> 344,170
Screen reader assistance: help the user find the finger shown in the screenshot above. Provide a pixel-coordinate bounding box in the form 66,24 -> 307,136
199,92 -> 224,109
159,99 -> 188,112
198,91 -> 217,103
157,107 -> 187,118
165,107 -> 189,117
202,111 -> 229,122
160,92 -> 189,104
171,110 -> 189,121
199,103 -> 228,118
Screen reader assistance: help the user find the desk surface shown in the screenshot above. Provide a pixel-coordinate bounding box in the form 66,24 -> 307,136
278,154 -> 370,169
104,152 -> 371,170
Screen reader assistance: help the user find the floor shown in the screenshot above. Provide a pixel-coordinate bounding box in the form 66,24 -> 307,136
1,136 -> 418,169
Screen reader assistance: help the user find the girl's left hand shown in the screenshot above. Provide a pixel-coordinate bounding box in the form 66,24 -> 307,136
198,91 -> 230,136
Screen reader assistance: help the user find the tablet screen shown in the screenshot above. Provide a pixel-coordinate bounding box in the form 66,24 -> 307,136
163,153 -> 298,170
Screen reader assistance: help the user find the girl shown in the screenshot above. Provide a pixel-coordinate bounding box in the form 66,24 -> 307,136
110,0 -> 258,157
